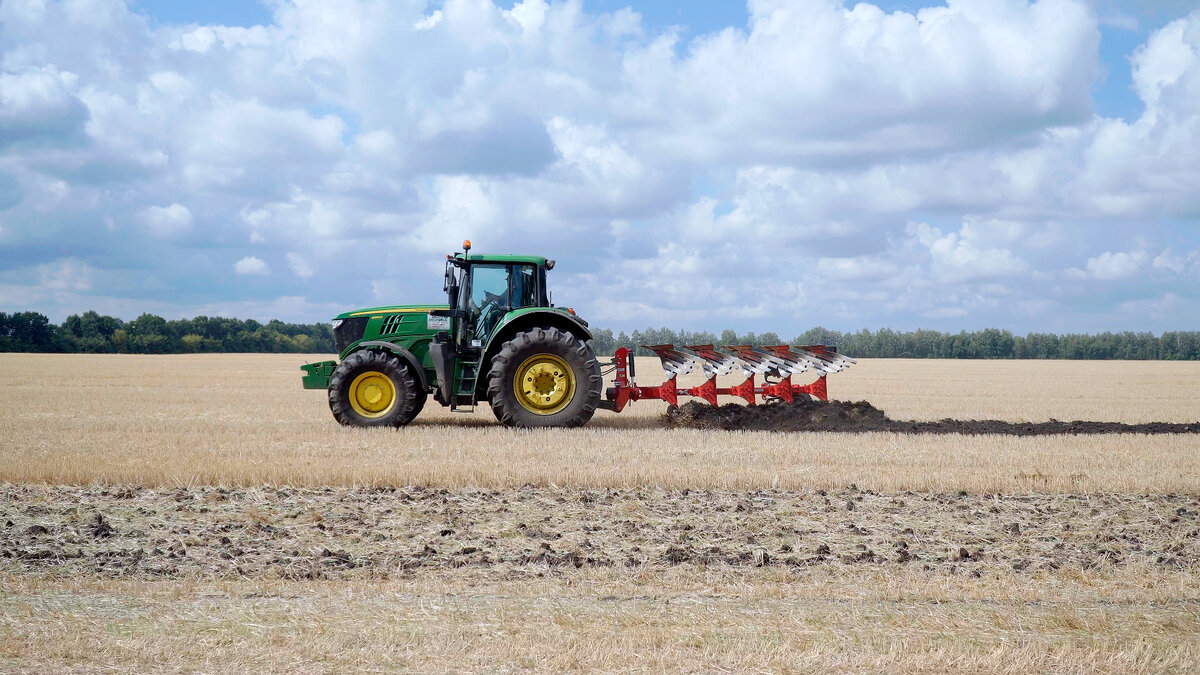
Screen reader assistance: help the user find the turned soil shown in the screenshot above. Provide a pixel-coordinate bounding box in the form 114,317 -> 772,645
664,399 -> 1200,434
2,485 -> 1198,580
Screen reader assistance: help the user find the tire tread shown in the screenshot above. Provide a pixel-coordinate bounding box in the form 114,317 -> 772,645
328,349 -> 424,427
486,327 -> 601,428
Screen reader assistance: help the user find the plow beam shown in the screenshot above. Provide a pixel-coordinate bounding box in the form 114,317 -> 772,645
722,375 -> 758,405
760,376 -> 794,403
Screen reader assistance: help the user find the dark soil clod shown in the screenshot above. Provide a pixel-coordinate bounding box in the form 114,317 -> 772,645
663,399 -> 1200,435
90,514 -> 115,539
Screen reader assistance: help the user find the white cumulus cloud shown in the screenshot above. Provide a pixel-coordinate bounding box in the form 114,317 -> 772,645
1065,249 -> 1149,280
137,203 -> 193,239
234,256 -> 269,275
1,0 -> 1198,333
286,252 -> 314,278
908,223 -> 1030,283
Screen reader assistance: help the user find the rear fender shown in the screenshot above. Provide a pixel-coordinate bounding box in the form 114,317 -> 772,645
477,309 -> 594,397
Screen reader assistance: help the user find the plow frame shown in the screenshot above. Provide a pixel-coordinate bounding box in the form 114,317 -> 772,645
603,344 -> 849,413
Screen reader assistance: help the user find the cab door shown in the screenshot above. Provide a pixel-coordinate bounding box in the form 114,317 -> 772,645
461,263 -> 511,350
459,263 -> 540,350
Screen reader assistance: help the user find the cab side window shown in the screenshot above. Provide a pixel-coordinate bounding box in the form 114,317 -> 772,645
512,265 -> 537,308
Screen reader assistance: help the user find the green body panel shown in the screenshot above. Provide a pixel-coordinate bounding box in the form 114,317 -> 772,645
299,305 -> 451,391
303,305 -> 590,398
301,360 -> 337,389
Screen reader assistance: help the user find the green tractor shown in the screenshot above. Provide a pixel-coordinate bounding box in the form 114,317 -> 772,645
301,241 -> 602,428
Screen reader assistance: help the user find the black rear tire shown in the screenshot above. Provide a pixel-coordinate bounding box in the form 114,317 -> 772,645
328,350 -> 424,427
487,327 -> 602,428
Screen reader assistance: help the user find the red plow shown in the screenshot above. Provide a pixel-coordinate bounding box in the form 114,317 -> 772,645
604,344 -> 856,412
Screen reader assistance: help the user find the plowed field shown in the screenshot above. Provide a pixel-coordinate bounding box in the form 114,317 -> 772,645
4,485 -> 1198,579
666,398 -> 1200,434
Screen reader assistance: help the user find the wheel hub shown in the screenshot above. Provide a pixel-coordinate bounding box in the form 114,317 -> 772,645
349,371 -> 396,418
514,354 -> 575,415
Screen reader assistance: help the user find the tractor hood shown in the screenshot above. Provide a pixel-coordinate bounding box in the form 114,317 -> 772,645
331,304 -> 452,356
333,304 -> 449,320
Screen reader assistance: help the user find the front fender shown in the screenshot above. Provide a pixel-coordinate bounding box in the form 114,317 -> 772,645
354,341 -> 430,391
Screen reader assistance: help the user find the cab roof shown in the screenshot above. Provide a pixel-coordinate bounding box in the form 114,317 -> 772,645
453,253 -> 548,265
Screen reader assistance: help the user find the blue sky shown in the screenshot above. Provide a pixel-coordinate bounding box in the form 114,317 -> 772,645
2,0 -> 1199,335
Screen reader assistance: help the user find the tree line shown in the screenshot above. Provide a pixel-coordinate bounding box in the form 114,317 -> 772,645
0,311 -> 334,353
588,327 -> 1200,360
3,310 -> 1199,360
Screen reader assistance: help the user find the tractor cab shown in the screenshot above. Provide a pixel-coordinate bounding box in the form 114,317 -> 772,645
427,241 -> 587,413
440,242 -> 553,350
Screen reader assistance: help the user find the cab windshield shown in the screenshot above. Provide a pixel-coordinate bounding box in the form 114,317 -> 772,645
460,263 -> 539,344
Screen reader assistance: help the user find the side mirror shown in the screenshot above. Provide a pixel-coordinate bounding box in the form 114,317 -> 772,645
447,285 -> 459,310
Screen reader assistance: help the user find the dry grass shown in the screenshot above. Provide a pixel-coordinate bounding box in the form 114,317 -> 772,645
1,353 -> 1198,492
3,567 -> 1199,673
834,357 -> 1200,424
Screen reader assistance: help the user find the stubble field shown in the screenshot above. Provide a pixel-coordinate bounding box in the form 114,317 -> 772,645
2,353 -> 1199,672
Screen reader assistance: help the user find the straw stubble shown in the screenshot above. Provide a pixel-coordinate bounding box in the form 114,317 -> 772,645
2,353 -> 1199,673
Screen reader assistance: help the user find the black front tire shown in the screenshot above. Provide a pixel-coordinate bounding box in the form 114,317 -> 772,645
487,327 -> 602,428
328,350 -> 424,427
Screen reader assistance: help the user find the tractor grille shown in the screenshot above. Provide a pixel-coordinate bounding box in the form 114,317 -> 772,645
334,317 -> 368,353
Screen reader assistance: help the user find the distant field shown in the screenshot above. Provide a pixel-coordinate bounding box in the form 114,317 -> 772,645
0,354 -> 1197,492
2,353 -> 1199,672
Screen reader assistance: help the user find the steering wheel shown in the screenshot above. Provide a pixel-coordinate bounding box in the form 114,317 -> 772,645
475,290 -> 505,336
483,290 -> 505,306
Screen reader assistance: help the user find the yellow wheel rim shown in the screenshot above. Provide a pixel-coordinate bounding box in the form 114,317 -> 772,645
349,371 -> 396,418
513,354 -> 575,415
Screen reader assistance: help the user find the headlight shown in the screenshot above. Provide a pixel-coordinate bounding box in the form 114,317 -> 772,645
331,319 -> 344,330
